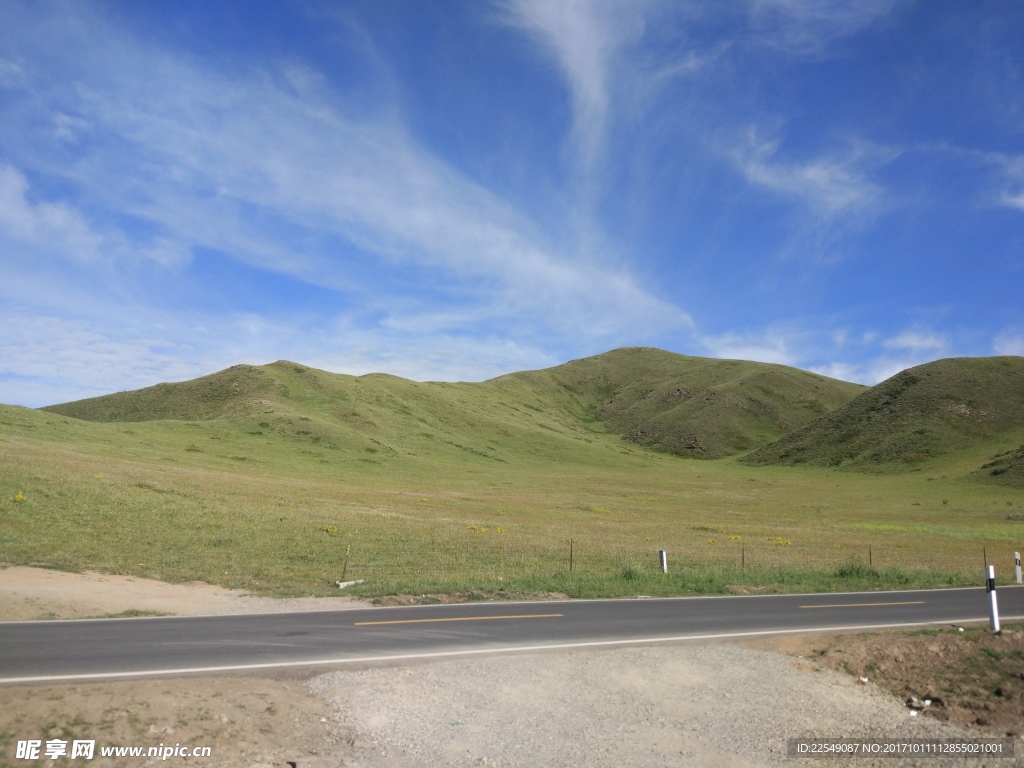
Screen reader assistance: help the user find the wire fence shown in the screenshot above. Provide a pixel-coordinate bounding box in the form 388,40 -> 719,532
334,531 -> 1024,585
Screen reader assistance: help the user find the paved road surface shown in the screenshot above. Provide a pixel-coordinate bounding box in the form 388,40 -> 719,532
3,586 -> 1023,683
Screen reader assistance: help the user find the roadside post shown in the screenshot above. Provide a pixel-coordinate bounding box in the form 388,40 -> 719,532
659,550 -> 668,574
987,565 -> 1000,633
1016,552 -> 1021,585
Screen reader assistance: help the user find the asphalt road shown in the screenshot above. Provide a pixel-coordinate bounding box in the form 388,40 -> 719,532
3,586 -> 1023,684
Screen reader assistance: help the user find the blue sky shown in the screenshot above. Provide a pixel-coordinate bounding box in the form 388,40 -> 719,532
2,0 -> 1023,407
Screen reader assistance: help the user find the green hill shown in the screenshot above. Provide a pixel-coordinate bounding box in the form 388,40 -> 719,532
742,356 -> 1024,472
494,347 -> 864,458
41,347 -> 864,460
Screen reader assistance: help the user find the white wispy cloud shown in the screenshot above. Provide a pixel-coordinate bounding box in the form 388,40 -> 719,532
0,306 -> 566,407
1,3 -> 689,357
0,57 -> 26,88
730,130 -> 890,216
306,334 -> 559,384
810,357 -> 918,385
996,155 -> 1024,212
699,322 -> 958,386
994,333 -> 1024,356
809,327 -> 953,384
810,361 -> 860,382
0,164 -> 105,263
748,0 -> 900,55
698,326 -> 801,366
500,0 -> 644,172
0,312 -> 208,406
882,330 -> 947,353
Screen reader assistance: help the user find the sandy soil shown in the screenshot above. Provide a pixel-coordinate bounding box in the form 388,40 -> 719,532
0,566 -> 365,620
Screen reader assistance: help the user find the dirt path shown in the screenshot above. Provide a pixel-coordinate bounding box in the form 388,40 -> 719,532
0,566 -> 364,620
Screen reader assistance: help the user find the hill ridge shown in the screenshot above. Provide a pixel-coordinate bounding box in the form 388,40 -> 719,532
41,346 -> 865,460
742,356 -> 1024,477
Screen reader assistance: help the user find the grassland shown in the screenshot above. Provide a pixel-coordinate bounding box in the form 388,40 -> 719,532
3,349 -> 1023,599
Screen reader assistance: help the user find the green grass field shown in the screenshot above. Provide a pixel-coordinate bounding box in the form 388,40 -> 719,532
2,349 -> 1023,599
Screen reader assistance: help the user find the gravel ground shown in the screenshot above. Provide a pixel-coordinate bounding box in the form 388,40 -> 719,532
309,643 -> 1014,768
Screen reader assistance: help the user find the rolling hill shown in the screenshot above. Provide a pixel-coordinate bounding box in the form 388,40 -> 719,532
491,347 -> 865,458
741,356 -> 1024,477
41,347 -> 865,460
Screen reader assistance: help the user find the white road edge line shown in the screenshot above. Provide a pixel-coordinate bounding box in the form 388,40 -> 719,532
4,615 -> 1022,685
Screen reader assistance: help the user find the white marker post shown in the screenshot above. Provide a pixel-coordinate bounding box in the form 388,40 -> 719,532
659,550 -> 668,574
986,565 -> 1000,633
1016,552 -> 1021,585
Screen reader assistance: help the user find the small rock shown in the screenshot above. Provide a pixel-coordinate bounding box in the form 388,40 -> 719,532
858,676 -> 868,684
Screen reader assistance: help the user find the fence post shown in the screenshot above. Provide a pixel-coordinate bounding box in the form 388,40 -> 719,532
987,565 -> 1000,633
1016,552 -> 1022,585
659,550 -> 668,574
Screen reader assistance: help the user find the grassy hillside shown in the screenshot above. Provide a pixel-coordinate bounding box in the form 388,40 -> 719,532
506,347 -> 865,458
742,357 -> 1024,474
8,348 -> 1020,599
43,347 -> 865,461
39,360 -> 646,471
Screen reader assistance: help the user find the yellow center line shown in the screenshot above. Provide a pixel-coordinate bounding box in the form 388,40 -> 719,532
799,601 -> 925,609
355,613 -> 564,626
